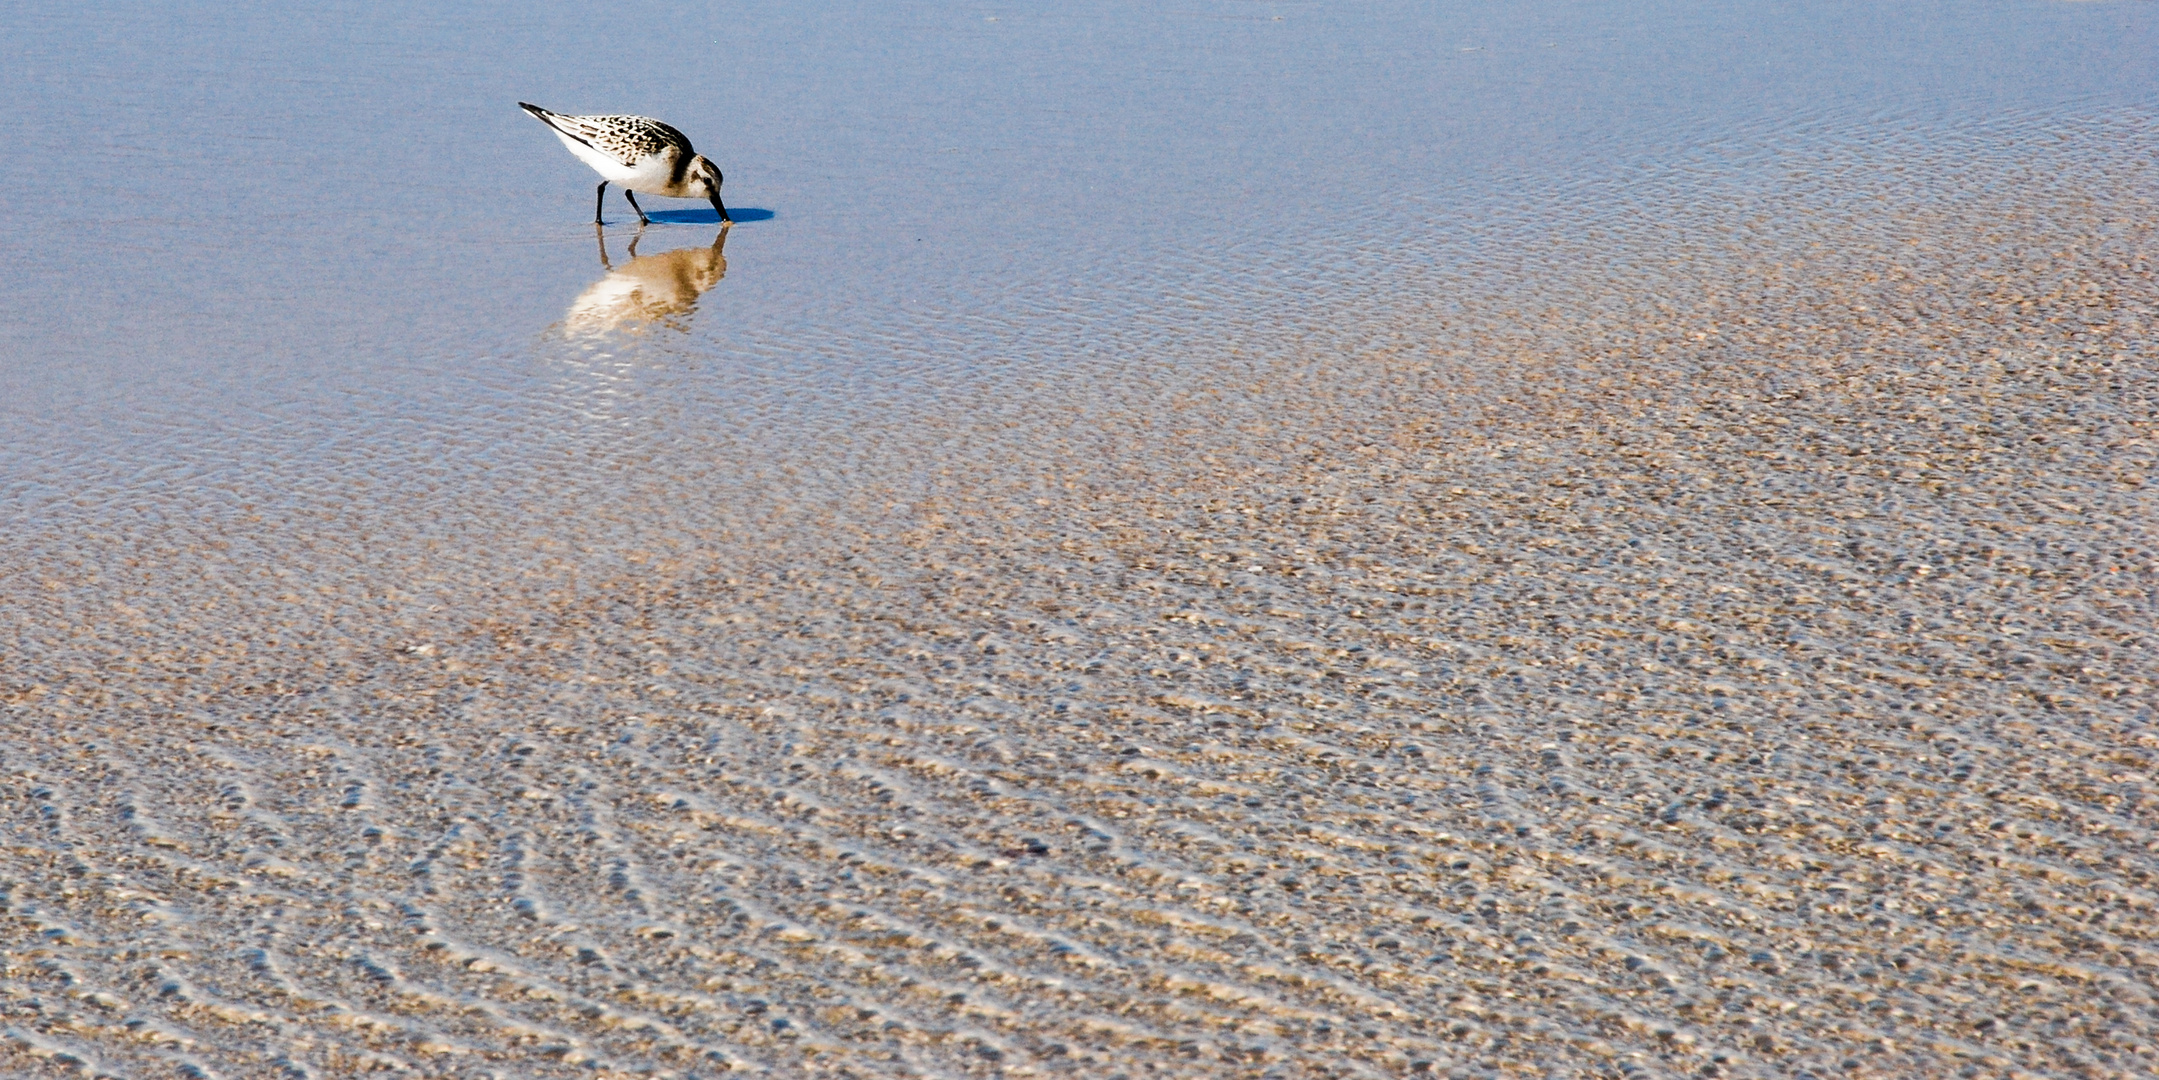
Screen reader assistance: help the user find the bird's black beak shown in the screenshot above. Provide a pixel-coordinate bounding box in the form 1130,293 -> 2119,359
710,193 -> 732,225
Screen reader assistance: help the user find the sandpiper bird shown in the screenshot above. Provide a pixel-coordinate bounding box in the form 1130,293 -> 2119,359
519,103 -> 730,226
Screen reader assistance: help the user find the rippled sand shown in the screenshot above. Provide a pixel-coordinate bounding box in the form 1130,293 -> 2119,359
6,103 -> 2153,1079
8,0 -> 2159,1070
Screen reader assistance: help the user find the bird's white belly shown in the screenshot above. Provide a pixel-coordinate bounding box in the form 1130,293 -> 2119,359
615,157 -> 679,196
549,130 -> 676,193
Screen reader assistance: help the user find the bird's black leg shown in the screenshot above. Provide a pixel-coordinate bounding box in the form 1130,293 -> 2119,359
594,181 -> 608,225
623,189 -> 649,226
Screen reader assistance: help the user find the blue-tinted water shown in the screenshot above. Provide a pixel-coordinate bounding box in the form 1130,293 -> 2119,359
4,3 -> 2156,1078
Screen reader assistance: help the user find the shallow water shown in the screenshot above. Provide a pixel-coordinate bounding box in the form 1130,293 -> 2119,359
5,2 -> 2159,1078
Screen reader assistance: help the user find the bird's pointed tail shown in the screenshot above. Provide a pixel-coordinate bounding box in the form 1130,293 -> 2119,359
518,102 -> 601,152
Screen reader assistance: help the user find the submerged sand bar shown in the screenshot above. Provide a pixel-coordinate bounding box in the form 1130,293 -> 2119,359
4,3 -> 2158,1078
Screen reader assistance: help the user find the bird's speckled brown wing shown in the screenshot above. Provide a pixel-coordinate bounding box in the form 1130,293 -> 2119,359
521,105 -> 693,168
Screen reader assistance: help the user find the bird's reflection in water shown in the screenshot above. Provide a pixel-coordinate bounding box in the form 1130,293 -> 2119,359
545,226 -> 731,425
564,225 -> 729,336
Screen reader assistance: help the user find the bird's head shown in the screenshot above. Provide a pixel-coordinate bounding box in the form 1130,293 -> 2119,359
688,155 -> 724,197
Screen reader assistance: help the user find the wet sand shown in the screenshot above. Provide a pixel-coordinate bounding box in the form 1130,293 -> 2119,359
7,106 -> 2155,1080
6,4 -> 2159,1079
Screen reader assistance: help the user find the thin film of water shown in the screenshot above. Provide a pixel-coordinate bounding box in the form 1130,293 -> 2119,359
4,2 -> 2158,1079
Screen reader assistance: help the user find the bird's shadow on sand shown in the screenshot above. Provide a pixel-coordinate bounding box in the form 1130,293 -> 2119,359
644,207 -> 774,225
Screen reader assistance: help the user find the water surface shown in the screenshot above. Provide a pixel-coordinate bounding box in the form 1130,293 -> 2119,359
4,2 -> 2158,1078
